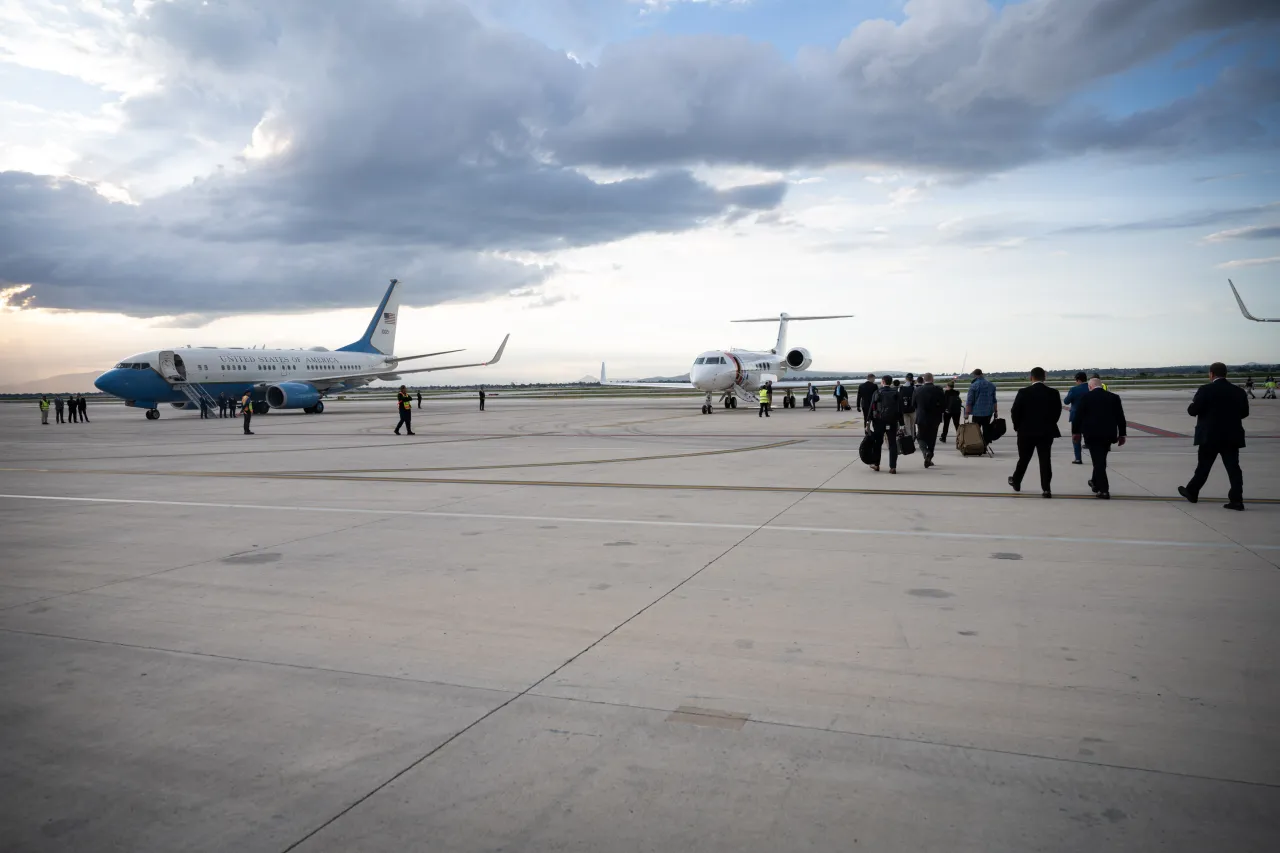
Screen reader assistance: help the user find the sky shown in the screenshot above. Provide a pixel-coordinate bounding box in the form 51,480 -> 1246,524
1,0 -> 1278,386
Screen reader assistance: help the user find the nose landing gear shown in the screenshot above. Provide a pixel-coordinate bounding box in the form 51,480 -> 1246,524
701,391 -> 714,415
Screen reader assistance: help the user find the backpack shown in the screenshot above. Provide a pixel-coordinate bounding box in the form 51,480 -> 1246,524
872,386 -> 900,421
899,384 -> 916,413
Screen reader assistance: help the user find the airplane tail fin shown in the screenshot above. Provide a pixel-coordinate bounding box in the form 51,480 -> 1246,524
338,279 -> 402,354
731,313 -> 853,354
600,362 -> 606,384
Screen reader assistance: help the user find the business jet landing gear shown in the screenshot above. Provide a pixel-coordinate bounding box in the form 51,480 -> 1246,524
701,392 -> 714,415
145,409 -> 160,420
722,396 -> 737,409
783,392 -> 796,409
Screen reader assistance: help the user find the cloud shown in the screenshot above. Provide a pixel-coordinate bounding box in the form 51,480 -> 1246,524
1,0 -> 1276,318
1054,202 -> 1280,235
1203,224 -> 1280,242
1218,256 -> 1280,269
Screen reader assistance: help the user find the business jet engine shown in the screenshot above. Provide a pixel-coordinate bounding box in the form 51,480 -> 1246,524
266,381 -> 321,410
785,347 -> 813,371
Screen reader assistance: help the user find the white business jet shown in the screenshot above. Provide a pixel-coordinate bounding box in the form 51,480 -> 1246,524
94,279 -> 509,418
606,313 -> 855,413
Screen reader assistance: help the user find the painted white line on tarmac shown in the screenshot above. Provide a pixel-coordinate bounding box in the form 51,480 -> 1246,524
2,493 -> 1276,552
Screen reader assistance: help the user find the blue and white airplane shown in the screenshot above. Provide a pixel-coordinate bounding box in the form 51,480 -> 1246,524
93,279 -> 509,419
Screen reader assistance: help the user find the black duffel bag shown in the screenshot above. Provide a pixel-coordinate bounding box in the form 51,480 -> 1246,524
859,431 -> 882,466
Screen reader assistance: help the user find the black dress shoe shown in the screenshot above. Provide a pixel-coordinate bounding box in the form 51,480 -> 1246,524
1088,479 -> 1095,492
1223,502 -> 1244,511
1071,460 -> 1083,465
1042,490 -> 1052,499
1008,476 -> 1020,492
1098,492 -> 1110,500
1177,486 -> 1198,504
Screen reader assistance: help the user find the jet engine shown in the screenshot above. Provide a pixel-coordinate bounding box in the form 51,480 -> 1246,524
785,347 -> 813,371
266,381 -> 321,409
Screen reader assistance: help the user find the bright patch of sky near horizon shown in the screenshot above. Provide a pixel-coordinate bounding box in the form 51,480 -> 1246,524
1,0 -> 1278,386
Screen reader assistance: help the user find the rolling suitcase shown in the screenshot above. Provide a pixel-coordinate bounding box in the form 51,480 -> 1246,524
859,431 -> 882,466
956,421 -> 986,456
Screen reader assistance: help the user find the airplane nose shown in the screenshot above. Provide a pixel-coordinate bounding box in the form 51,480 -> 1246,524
94,370 -> 119,395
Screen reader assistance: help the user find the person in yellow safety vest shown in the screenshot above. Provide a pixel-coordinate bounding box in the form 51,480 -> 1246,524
240,391 -> 254,435
38,395 -> 50,425
394,384 -> 415,435
758,382 -> 772,418
1264,378 -> 1277,400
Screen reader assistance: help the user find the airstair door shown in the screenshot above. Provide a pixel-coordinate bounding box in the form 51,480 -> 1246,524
158,350 -> 184,383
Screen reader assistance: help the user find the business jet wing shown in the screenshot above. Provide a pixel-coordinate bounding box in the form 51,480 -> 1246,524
597,363 -> 696,389
1228,279 -> 1279,322
766,378 -> 862,390
306,335 -> 509,389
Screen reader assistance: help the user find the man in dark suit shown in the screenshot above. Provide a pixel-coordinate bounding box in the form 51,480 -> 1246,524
1073,378 -> 1126,499
1178,362 -> 1248,510
1008,367 -> 1062,498
913,372 -> 945,468
855,373 -> 878,423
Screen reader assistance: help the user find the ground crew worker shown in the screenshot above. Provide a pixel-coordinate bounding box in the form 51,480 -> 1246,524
395,385 -> 415,435
39,395 -> 50,424
758,382 -> 771,418
417,390 -> 422,409
1265,377 -> 1277,400
241,392 -> 254,435
479,387 -> 486,411
54,395 -> 64,423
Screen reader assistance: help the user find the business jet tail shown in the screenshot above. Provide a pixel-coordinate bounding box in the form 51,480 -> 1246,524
732,313 -> 853,355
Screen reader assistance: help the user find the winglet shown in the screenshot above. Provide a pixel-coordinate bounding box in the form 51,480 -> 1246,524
1229,279 -> 1262,321
485,334 -> 510,366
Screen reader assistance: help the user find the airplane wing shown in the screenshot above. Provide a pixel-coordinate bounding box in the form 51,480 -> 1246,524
389,348 -> 466,363
604,381 -> 698,389
1228,279 -> 1279,322
306,335 -> 509,390
767,378 -> 861,390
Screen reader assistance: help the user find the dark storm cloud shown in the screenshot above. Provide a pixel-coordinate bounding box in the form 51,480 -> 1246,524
3,0 -> 1276,317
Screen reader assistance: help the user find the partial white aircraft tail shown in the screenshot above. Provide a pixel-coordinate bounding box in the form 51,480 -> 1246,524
732,313 -> 854,355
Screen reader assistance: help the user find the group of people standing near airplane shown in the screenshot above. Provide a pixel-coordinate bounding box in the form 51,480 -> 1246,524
843,364 -> 1252,509
36,394 -> 90,424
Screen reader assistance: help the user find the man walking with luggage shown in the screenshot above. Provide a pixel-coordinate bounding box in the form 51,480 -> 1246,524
1178,362 -> 1248,510
965,369 -> 998,449
899,373 -> 917,437
869,375 -> 902,473
1063,371 -> 1089,465
395,385 -> 415,435
914,373 -> 945,468
1008,367 -> 1062,498
1074,378 -> 1126,499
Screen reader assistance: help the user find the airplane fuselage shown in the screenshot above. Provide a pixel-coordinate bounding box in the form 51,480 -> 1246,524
689,349 -> 785,394
95,346 -> 396,409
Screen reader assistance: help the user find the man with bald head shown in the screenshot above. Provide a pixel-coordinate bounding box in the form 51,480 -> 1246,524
1073,377 -> 1127,499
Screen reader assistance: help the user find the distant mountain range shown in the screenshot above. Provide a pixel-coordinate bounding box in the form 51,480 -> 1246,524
0,371 -> 102,393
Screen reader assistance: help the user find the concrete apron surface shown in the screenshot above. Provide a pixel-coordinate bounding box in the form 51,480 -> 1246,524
1,393 -> 1278,852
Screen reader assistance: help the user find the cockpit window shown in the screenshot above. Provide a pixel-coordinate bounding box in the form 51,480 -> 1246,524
694,357 -> 706,365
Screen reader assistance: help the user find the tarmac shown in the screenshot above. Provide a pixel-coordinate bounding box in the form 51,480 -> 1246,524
1,391 -> 1278,852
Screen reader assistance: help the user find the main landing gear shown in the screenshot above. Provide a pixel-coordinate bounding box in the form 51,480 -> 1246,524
145,409 -> 159,420
722,396 -> 738,410
782,392 -> 796,409
303,401 -> 326,414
